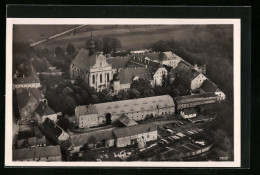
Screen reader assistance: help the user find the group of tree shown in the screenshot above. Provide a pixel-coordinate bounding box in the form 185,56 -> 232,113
84,36 -> 122,55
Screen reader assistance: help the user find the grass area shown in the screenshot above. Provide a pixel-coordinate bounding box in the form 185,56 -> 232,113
13,25 -> 77,43
37,25 -> 195,50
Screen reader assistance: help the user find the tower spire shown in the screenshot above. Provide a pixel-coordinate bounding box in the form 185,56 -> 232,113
88,28 -> 95,56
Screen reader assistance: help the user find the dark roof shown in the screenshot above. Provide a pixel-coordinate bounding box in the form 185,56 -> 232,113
107,56 -> 131,69
35,101 -> 55,116
174,92 -> 217,104
182,108 -> 196,115
17,136 -> 46,149
42,118 -> 62,137
14,75 -> 40,84
132,52 -> 160,61
113,123 -> 157,138
71,48 -> 97,71
13,145 -> 61,160
70,128 -> 114,147
16,89 -> 31,111
118,67 -> 153,84
200,79 -> 218,92
118,114 -> 138,127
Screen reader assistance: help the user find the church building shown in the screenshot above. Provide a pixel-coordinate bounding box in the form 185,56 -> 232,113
70,32 -> 114,91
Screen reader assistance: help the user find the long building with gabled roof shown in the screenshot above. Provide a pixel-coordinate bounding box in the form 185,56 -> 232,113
75,95 -> 175,128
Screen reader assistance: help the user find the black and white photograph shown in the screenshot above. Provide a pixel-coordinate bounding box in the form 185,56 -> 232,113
5,18 -> 241,167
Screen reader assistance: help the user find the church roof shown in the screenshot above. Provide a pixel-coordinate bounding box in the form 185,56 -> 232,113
107,56 -> 131,69
71,48 -> 97,71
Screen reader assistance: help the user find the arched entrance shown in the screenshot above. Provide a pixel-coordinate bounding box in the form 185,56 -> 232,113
105,113 -> 112,125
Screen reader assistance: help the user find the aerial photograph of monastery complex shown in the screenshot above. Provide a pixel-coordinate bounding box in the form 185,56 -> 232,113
12,24 -> 234,162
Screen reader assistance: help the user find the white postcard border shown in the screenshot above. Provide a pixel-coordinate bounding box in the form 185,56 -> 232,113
5,18 -> 241,167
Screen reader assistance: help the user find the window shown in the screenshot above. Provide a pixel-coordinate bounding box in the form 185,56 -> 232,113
147,134 -> 150,138
100,74 -> 102,83
107,73 -> 109,82
92,75 -> 95,84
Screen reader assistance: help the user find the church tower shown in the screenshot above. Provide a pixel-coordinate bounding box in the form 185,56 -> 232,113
88,30 -> 95,56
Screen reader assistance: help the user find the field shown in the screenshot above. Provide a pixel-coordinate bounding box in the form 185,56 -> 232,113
14,25 -> 197,51
13,25 -> 78,43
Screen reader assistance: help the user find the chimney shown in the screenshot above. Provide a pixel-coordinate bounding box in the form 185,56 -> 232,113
145,65 -> 148,68
135,67 -> 136,69
23,75 -> 25,78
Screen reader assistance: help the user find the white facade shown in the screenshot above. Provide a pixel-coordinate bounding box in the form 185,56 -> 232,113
14,82 -> 41,89
89,55 -> 114,91
191,73 -> 207,90
180,111 -> 197,119
153,67 -> 168,86
77,113 -> 99,128
115,130 -> 158,148
215,90 -> 226,101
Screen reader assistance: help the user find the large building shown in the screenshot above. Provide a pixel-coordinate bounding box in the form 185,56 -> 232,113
15,88 -> 46,124
170,61 -> 207,91
70,33 -> 114,91
174,92 -> 220,111
75,95 -> 175,128
113,123 -> 157,148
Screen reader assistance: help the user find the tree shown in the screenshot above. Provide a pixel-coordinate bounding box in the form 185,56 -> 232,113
128,88 -> 141,99
66,43 -> 75,55
143,89 -> 155,97
55,46 -> 64,57
57,117 -> 70,131
130,78 -> 152,97
91,94 -> 99,104
102,37 -> 121,54
116,90 -> 129,100
63,95 -> 77,115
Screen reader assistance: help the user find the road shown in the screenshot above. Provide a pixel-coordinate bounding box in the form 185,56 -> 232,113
30,24 -> 87,47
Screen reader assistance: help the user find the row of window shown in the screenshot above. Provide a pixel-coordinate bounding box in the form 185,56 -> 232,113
92,74 -> 110,84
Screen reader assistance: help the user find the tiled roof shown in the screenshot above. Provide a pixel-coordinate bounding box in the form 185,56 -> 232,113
70,128 -> 114,147
107,56 -> 131,69
14,75 -> 40,84
113,123 -> 157,138
200,79 -> 218,92
118,114 -> 138,127
75,105 -> 98,116
71,48 -> 97,71
77,95 -> 175,117
17,136 -> 46,149
162,51 -> 183,61
16,89 -> 31,111
132,52 -> 160,61
170,61 -> 200,82
118,67 -> 154,84
16,88 -> 42,111
174,92 -> 217,104
35,101 -> 55,116
28,88 -> 42,100
13,145 -> 61,160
